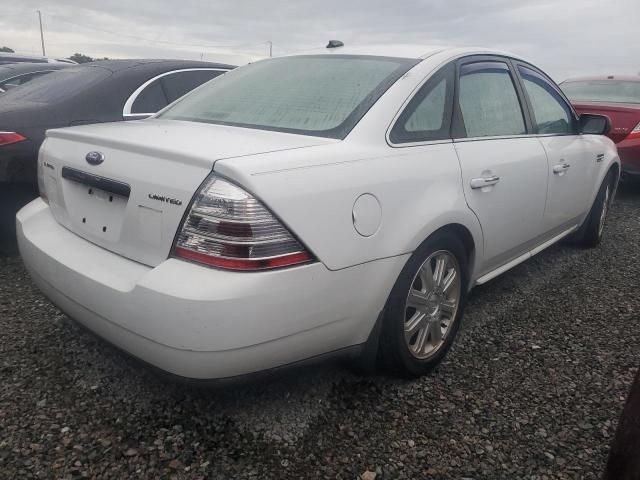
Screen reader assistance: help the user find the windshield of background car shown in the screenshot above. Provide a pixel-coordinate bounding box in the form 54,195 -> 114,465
0,66 -> 111,104
561,80 -> 640,104
158,54 -> 419,139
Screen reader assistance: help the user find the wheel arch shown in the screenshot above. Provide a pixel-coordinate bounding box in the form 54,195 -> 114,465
406,210 -> 484,288
409,221 -> 479,291
432,223 -> 475,265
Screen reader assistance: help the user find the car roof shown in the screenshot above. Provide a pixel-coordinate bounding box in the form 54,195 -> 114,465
0,62 -> 70,78
294,44 -> 522,61
562,75 -> 640,83
73,59 -> 235,73
0,58 -> 237,113
0,52 -> 77,64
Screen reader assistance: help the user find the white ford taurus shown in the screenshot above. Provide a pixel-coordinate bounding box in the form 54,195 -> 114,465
18,45 -> 619,380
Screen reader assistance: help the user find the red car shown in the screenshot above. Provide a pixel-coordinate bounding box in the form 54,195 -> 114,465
560,76 -> 640,177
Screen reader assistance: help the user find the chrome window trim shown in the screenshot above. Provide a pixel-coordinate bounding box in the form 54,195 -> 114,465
122,67 -> 230,119
452,132 -> 580,142
388,138 -> 454,148
453,134 -> 532,142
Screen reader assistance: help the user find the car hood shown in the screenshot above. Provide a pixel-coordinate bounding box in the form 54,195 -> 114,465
571,101 -> 640,114
571,102 -> 640,141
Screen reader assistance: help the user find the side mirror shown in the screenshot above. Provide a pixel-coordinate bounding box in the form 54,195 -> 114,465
579,113 -> 610,135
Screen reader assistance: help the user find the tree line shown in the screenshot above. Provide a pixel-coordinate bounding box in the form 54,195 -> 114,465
1,46 -> 108,63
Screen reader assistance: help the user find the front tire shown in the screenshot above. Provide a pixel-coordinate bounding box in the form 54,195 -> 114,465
379,231 -> 469,377
575,171 -> 615,248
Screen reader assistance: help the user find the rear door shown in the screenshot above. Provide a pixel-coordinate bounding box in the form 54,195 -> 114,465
515,63 -> 594,232
453,57 -> 549,274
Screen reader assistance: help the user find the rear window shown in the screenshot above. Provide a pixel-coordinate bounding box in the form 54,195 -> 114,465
0,66 -> 111,103
159,55 -> 418,139
561,80 -> 640,104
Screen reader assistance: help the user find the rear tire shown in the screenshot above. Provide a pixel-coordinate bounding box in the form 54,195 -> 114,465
379,231 -> 469,377
0,184 -> 38,256
574,171 -> 615,248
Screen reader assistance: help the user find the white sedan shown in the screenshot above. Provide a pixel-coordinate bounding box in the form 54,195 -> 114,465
18,44 -> 619,380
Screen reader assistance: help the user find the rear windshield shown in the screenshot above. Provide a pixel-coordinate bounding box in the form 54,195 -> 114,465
0,66 -> 111,104
561,80 -> 640,104
159,55 -> 418,139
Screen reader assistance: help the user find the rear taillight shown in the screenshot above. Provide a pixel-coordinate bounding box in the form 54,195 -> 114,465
627,121 -> 640,140
0,131 -> 26,146
173,175 -> 313,271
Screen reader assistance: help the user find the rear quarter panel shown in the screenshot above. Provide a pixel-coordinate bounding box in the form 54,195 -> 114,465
214,141 -> 483,274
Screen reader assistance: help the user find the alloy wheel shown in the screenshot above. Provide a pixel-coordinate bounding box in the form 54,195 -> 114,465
404,250 -> 461,359
598,182 -> 611,237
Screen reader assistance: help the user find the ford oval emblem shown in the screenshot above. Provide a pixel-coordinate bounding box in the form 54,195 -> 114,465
85,151 -> 104,166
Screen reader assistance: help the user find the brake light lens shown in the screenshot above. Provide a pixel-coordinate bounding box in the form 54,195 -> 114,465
173,175 -> 313,270
0,131 -> 26,146
627,121 -> 640,140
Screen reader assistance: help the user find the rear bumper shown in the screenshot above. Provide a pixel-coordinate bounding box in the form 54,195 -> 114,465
17,199 -> 406,379
617,137 -> 640,175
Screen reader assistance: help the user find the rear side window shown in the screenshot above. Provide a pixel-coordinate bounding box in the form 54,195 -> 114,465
518,66 -> 573,135
390,63 -> 454,144
131,79 -> 168,114
161,70 -> 224,103
0,71 -> 51,91
457,62 -> 526,138
0,67 -> 111,103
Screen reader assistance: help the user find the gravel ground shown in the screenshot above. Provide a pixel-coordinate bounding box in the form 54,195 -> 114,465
1,184 -> 639,480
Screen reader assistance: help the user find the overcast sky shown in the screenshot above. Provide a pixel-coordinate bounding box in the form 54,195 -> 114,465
1,0 -> 638,80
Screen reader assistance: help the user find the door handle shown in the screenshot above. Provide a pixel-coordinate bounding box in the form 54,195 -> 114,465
470,175 -> 500,189
553,163 -> 571,174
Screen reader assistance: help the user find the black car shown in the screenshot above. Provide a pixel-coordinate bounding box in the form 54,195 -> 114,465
0,62 -> 71,93
0,59 -> 233,184
0,59 -> 234,253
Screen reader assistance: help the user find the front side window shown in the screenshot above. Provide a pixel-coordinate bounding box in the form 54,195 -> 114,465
390,63 -> 454,144
457,62 -> 526,138
519,66 -> 573,135
561,80 -> 640,104
159,55 -> 418,139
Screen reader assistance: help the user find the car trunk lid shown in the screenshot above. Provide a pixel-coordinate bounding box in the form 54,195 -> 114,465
41,119 -> 336,267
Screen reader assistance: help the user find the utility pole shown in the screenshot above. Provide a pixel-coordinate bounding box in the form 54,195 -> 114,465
37,10 -> 45,56
267,41 -> 272,58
